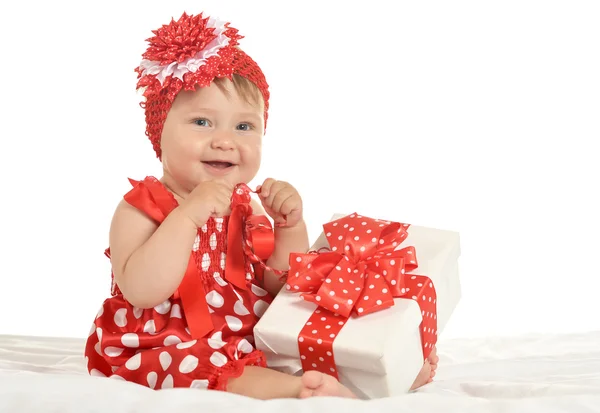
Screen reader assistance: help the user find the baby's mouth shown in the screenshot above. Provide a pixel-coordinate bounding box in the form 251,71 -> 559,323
202,161 -> 235,169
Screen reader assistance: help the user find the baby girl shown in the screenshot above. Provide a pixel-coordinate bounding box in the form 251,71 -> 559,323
84,12 -> 438,399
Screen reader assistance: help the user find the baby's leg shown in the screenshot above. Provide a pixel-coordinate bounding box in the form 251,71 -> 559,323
226,367 -> 356,400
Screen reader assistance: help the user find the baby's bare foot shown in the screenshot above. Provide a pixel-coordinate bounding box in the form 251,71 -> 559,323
428,345 -> 439,384
298,371 -> 357,399
410,345 -> 439,390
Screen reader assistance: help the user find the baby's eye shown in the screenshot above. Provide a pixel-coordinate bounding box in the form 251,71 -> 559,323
236,122 -> 253,131
194,118 -> 209,127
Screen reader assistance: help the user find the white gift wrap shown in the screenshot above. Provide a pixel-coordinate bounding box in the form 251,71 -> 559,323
253,214 -> 461,399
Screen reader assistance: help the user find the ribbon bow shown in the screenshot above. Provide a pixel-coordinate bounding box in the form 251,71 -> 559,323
287,214 -> 418,318
286,213 -> 438,379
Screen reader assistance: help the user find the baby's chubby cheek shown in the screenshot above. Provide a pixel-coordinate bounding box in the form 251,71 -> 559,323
239,141 -> 262,167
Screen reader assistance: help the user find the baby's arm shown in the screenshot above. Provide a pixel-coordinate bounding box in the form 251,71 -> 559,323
251,199 -> 309,296
109,199 -> 198,308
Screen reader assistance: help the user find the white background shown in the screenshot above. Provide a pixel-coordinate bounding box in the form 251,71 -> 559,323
0,0 -> 598,340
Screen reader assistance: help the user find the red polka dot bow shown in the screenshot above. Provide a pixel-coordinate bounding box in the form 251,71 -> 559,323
287,213 -> 438,379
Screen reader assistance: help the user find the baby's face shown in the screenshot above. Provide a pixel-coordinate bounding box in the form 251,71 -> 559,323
160,79 -> 264,194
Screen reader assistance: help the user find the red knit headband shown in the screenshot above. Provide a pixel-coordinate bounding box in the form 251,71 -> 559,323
134,12 -> 270,159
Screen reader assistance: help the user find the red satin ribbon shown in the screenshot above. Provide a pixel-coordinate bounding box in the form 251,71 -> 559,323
287,213 -> 438,380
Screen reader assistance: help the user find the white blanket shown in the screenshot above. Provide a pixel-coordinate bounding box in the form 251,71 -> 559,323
1,331 -> 599,413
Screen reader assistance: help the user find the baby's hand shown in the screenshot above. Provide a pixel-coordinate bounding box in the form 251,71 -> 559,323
180,180 -> 233,227
258,178 -> 303,228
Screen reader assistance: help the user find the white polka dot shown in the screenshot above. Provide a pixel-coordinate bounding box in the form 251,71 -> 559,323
333,304 -> 339,309
133,307 -> 143,319
121,333 -> 139,348
210,351 -> 228,367
253,300 -> 269,317
301,355 -> 306,360
308,347 -> 314,352
154,300 -> 171,315
206,291 -> 224,308
391,280 -> 397,286
208,332 -> 226,349
96,327 -> 103,342
377,300 -> 382,305
367,229 -> 372,234
390,260 -> 396,266
220,252 -> 226,270
312,363 -> 317,368
190,379 -> 209,389
422,295 -> 427,301
192,234 -> 200,251
125,353 -> 141,370
354,236 -> 359,241
110,374 -> 124,381
170,304 -> 182,319
299,337 -> 304,342
327,351 -> 333,356
145,371 -> 157,389
326,232 -> 332,237
382,288 -> 388,294
332,246 -> 337,251
234,300 -> 250,316
330,334 -> 335,338
296,256 -> 302,262
317,339 -> 323,344
312,329 -> 318,334
161,374 -> 174,389
179,355 -> 199,373
104,346 -> 123,357
159,351 -> 172,370
201,253 -> 211,271
251,284 -> 268,297
209,233 -> 217,250
213,272 -> 228,287
176,340 -> 197,349
114,308 -> 127,327
364,296 -> 369,300
90,369 -> 106,377
226,315 -> 243,332
164,335 -> 182,346
237,339 -> 253,354
329,291 -> 335,296
358,308 -> 364,313
143,320 -> 156,334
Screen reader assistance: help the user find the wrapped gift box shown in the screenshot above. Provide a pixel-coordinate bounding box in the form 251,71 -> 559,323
253,213 -> 461,399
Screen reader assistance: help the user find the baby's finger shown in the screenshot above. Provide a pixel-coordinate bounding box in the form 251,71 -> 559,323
279,194 -> 301,217
259,178 -> 276,198
271,188 -> 294,214
264,180 -> 287,207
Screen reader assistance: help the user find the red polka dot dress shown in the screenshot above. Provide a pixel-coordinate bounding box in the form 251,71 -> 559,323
84,176 -> 273,391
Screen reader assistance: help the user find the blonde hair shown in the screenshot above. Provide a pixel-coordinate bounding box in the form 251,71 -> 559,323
213,73 -> 264,110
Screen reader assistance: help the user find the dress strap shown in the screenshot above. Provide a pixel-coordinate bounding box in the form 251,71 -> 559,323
123,176 -> 179,224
